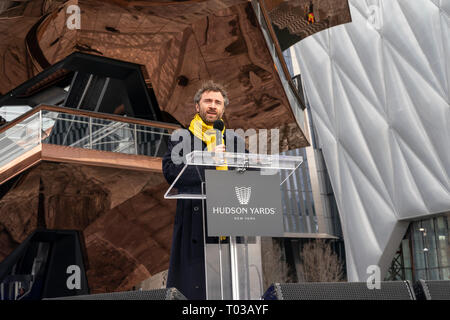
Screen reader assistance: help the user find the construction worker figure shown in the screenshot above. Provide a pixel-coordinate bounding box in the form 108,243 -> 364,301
308,1 -> 315,24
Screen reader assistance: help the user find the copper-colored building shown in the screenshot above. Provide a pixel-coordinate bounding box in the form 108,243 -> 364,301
0,0 -> 352,298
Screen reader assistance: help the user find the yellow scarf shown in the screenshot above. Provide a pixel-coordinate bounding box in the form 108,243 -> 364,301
188,113 -> 227,170
189,114 -> 228,240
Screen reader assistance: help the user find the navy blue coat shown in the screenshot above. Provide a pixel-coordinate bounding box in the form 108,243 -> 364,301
162,129 -> 245,300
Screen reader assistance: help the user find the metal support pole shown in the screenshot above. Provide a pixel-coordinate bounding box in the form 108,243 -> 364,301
230,236 -> 240,300
89,117 -> 93,149
244,236 -> 251,299
218,238 -> 224,300
134,124 -> 138,155
201,182 -> 209,300
38,111 -> 42,145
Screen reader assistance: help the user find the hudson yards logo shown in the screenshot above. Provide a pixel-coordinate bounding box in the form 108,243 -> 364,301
211,186 -> 276,216
235,186 -> 251,205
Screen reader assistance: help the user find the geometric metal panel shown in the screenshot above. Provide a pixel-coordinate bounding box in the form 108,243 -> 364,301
296,0 -> 450,281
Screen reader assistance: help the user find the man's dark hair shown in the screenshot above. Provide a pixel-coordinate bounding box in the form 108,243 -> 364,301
194,80 -> 229,107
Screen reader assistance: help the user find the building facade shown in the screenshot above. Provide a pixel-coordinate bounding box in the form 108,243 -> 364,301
293,0 -> 450,281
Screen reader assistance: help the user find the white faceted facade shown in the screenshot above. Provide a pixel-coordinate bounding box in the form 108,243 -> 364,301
296,0 -> 450,281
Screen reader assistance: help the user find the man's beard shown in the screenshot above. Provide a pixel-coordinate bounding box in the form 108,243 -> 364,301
199,109 -> 219,125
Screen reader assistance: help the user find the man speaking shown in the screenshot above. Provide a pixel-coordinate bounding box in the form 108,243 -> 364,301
162,80 -> 244,300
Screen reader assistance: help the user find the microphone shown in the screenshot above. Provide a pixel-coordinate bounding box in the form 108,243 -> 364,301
213,119 -> 224,147
213,120 -> 225,164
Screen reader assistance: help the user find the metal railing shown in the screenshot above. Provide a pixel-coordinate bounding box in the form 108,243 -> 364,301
0,105 -> 179,169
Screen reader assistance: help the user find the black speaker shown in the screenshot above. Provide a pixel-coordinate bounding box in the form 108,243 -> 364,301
46,288 -> 186,300
414,280 -> 450,300
262,281 -> 416,300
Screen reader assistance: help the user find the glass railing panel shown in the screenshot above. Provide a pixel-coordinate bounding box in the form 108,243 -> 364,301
135,124 -> 170,157
1,108 -> 174,175
40,109 -> 170,157
87,118 -> 130,153
41,111 -> 90,147
0,112 -> 41,167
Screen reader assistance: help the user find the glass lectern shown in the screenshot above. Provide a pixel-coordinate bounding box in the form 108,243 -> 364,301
164,151 -> 303,300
